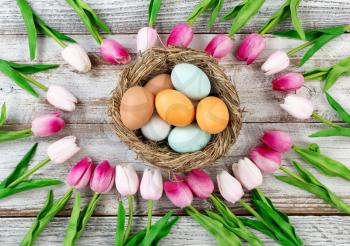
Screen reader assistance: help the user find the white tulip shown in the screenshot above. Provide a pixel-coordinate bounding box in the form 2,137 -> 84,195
61,44 -> 91,73
280,94 -> 314,120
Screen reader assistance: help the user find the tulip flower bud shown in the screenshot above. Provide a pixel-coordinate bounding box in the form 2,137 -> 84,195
236,33 -> 266,65
31,112 -> 65,137
204,34 -> 234,60
115,164 -> 139,196
261,130 -> 293,153
67,156 -> 95,189
261,51 -> 290,75
217,170 -> 244,204
100,39 -> 131,64
46,85 -> 78,112
184,169 -> 214,199
250,146 -> 282,174
137,27 -> 158,53
232,158 -> 263,190
61,44 -> 91,73
280,94 -> 314,120
47,136 -> 80,164
90,160 -> 115,194
164,176 -> 193,208
166,23 -> 193,48
272,72 -> 304,92
140,168 -> 163,200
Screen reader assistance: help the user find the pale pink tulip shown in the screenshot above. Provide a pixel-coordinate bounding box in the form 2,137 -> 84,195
250,146 -> 282,174
47,136 -> 80,164
140,168 -> 163,200
184,169 -> 214,199
137,27 -> 158,53
217,170 -> 244,204
67,156 -> 95,189
61,44 -> 91,72
204,34 -> 234,60
46,85 -> 78,112
90,160 -> 115,194
100,39 -> 131,64
166,23 -> 193,48
164,176 -> 193,208
31,112 -> 65,137
280,94 -> 314,120
261,130 -> 293,153
232,158 -> 263,190
272,72 -> 304,92
261,51 -> 290,75
236,33 -> 266,65
115,164 -> 139,196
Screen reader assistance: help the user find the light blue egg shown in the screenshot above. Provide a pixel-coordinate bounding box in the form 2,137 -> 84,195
171,63 -> 211,100
168,124 -> 211,153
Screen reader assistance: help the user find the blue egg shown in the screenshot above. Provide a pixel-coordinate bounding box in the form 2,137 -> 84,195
168,124 -> 211,153
171,63 -> 211,100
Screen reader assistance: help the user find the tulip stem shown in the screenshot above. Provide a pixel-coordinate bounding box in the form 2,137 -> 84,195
7,157 -> 51,188
19,73 -> 48,92
312,112 -> 341,128
239,199 -> 273,231
303,71 -> 329,80
146,200 -> 153,235
123,195 -> 133,243
287,40 -> 315,56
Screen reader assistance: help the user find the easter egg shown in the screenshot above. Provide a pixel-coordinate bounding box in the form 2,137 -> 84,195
155,89 -> 195,127
196,96 -> 229,134
141,114 -> 171,141
120,86 -> 154,130
168,124 -> 211,153
144,74 -> 174,95
171,63 -> 211,100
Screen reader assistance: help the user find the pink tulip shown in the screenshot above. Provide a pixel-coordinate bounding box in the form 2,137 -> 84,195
280,94 -> 314,120
272,72 -> 304,92
100,39 -> 131,64
217,170 -> 244,204
90,160 -> 115,194
236,33 -> 266,65
166,23 -> 193,48
232,158 -> 263,190
204,34 -> 234,60
140,168 -> 163,200
164,176 -> 193,208
250,146 -> 282,174
115,164 -> 139,196
261,130 -> 293,153
31,112 -> 65,137
46,85 -> 78,112
47,136 -> 80,164
67,156 -> 95,189
137,27 -> 158,53
261,51 -> 290,75
184,169 -> 214,199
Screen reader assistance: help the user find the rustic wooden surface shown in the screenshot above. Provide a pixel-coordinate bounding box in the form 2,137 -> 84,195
1,0 -> 350,245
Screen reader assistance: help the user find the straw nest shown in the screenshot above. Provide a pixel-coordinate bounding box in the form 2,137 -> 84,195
109,47 -> 242,173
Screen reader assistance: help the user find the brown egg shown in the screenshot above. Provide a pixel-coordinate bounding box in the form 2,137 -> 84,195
120,86 -> 154,130
144,74 -> 173,95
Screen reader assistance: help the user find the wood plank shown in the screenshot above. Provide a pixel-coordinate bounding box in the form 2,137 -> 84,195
1,0 -> 350,34
1,216 -> 350,245
0,122 -> 350,216
1,34 -> 350,124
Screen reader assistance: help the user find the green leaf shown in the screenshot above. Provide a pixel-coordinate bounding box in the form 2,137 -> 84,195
303,66 -> 331,81
64,191 -> 82,246
186,0 -> 212,25
125,231 -> 146,246
0,103 -> 6,127
153,216 -> 179,244
223,1 -> 245,20
16,0 -> 37,60
309,127 -> 350,138
141,211 -> 173,246
240,218 -> 277,240
289,0 -> 305,40
148,0 -> 162,27
2,61 -> 59,74
115,200 -> 126,246
326,92 -> 350,125
208,0 -> 224,27
0,129 -> 33,142
324,56 -> 350,91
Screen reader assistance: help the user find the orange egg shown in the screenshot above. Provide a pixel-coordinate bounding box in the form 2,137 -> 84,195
155,89 -> 194,127
196,96 -> 229,134
144,74 -> 174,95
120,86 -> 154,130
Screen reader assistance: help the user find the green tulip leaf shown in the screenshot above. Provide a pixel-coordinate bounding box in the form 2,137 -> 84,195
310,127 -> 350,138
187,0 -> 224,27
141,210 -> 173,245
2,60 -> 59,74
64,191 -> 82,246
323,56 -> 350,91
0,129 -> 33,142
115,200 -> 126,246
0,103 -> 6,127
148,0 -> 162,27
326,92 -> 350,125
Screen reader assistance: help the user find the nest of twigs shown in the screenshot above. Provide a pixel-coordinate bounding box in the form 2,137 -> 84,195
109,47 -> 242,172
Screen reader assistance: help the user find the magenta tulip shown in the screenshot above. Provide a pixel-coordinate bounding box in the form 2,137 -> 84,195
261,51 -> 290,75
137,27 -> 158,53
164,176 -> 193,208
90,160 -> 115,194
250,146 -> 282,174
99,39 -> 131,64
184,169 -> 214,199
67,156 -> 95,189
217,170 -> 244,204
31,112 -> 65,137
46,85 -> 78,112
204,34 -> 234,60
140,168 -> 163,200
236,33 -> 266,65
272,72 -> 304,92
261,130 -> 293,153
166,23 -> 193,48
115,164 -> 139,196
232,158 -> 263,190
47,136 -> 80,164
